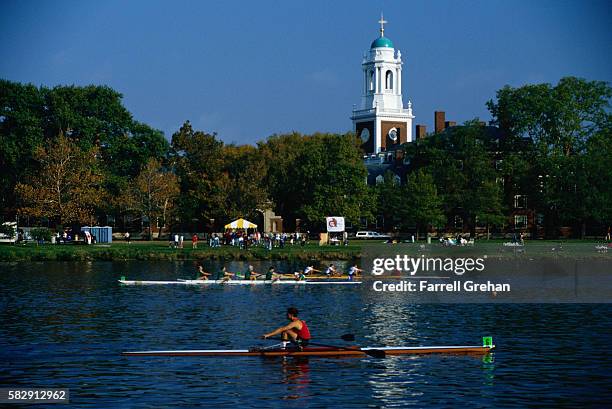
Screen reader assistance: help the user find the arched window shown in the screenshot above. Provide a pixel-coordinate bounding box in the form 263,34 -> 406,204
385,70 -> 393,90
375,175 -> 384,185
369,71 -> 375,92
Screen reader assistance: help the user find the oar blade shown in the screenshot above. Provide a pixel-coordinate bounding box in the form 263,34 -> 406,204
363,349 -> 386,359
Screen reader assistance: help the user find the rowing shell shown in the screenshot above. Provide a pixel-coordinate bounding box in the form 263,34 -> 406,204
119,279 -> 362,285
123,345 -> 494,357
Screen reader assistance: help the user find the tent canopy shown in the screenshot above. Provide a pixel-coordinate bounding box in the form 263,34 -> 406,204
224,218 -> 257,229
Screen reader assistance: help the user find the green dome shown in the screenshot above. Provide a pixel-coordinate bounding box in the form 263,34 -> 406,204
370,36 -> 394,49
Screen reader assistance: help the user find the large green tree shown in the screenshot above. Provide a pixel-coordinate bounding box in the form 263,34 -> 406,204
119,158 -> 179,239
221,144 -> 269,220
258,132 -> 372,231
14,133 -> 103,225
298,133 -> 371,229
170,121 -> 227,226
1,80 -> 169,223
402,170 -> 446,238
582,125 -> 612,232
257,132 -> 308,226
374,171 -> 404,232
411,121 -> 505,235
0,80 -> 46,214
487,77 -> 612,237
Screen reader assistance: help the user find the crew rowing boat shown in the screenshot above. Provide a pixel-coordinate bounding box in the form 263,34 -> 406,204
123,344 -> 495,357
119,279 -> 361,285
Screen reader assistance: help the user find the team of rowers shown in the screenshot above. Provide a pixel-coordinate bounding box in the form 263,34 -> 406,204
197,263 -> 363,281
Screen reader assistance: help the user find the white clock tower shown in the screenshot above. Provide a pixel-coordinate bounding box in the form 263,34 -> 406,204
351,15 -> 414,154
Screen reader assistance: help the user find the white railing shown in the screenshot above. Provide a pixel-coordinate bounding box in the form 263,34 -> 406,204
352,107 -> 410,116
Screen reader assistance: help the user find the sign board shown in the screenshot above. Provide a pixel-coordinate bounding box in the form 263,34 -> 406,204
326,217 -> 345,232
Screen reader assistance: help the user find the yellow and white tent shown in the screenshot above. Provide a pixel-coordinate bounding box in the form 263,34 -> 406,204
224,218 -> 257,229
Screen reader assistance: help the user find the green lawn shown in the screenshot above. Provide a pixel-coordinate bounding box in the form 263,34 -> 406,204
0,241 -> 362,262
0,239 -> 609,262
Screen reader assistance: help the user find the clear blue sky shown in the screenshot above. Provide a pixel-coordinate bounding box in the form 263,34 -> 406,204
1,0 -> 611,145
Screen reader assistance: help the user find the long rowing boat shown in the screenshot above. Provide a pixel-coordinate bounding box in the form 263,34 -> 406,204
281,275 -> 355,280
119,279 -> 361,285
123,344 -> 495,357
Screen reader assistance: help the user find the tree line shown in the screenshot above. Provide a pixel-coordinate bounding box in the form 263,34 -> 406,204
1,77 -> 610,238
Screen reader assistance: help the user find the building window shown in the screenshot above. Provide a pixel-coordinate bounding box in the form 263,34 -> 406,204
515,215 -> 528,229
385,70 -> 393,90
375,175 -> 384,185
475,216 -> 486,228
376,215 -> 384,229
495,160 -> 503,170
360,217 -> 368,228
454,216 -> 463,229
496,177 -> 505,187
369,71 -> 374,91
393,174 -> 401,185
514,195 -> 527,209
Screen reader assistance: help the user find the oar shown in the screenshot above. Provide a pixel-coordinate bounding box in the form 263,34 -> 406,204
265,334 -> 384,358
305,341 -> 386,358
268,333 -> 355,342
338,333 -> 355,342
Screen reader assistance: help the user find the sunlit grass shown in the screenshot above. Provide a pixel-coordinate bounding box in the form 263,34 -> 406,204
0,239 -> 609,261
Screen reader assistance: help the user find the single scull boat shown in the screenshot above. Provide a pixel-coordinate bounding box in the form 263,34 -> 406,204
123,344 -> 495,357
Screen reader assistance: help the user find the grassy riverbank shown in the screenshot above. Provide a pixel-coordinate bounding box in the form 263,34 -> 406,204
0,241 -> 363,262
0,239 -> 610,262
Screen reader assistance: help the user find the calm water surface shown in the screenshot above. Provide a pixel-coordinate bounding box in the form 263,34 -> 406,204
1,261 -> 611,408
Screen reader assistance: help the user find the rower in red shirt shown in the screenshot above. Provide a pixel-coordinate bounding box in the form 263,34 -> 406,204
262,307 -> 311,350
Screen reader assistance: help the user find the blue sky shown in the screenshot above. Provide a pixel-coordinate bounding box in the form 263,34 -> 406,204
1,0 -> 611,145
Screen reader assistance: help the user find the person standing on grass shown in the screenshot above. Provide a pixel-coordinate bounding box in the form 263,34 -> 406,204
192,234 -> 198,249
124,232 -> 131,244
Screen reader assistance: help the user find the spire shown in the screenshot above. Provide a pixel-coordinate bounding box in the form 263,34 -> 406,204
378,13 -> 387,37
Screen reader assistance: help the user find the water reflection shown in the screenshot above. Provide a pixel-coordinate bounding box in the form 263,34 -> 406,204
363,301 -> 419,345
280,357 -> 311,401
367,356 -> 425,405
481,353 -> 496,386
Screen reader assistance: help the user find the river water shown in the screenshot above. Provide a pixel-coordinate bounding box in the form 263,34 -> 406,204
1,261 -> 610,408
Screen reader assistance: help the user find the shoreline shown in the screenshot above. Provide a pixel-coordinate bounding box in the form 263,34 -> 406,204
0,241 -> 610,262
